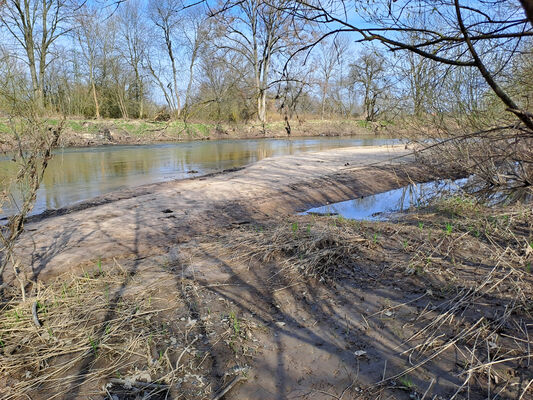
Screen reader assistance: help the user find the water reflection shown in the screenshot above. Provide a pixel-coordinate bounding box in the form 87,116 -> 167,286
0,136 -> 399,216
302,178 -> 466,221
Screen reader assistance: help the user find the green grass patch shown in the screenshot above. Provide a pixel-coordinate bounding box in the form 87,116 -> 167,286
165,121 -> 213,137
67,120 -> 85,132
0,121 -> 10,133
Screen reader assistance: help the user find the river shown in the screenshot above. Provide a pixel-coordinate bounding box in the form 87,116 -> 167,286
0,135 -> 400,217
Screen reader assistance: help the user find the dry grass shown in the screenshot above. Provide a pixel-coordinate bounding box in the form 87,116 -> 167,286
0,261 -> 256,400
213,197 -> 533,398
1,193 -> 530,399
216,219 -> 374,282
0,264 -> 171,399
390,198 -> 533,398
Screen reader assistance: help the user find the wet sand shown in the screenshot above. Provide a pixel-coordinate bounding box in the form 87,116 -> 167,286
16,145 -> 418,281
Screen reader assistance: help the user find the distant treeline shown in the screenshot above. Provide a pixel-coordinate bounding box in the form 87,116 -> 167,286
0,0 -> 531,125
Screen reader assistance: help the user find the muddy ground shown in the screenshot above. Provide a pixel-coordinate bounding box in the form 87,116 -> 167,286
13,145 -> 415,280
1,146 -> 532,400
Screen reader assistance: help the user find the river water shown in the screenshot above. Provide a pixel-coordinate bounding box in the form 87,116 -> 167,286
302,178 -> 467,221
0,135 -> 399,217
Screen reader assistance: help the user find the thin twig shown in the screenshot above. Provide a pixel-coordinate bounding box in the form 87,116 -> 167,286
212,375 -> 247,400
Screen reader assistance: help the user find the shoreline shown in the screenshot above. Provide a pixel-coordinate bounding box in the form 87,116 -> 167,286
11,142 -> 407,225
15,145 -> 419,280
19,166 -> 247,223
0,118 -> 385,151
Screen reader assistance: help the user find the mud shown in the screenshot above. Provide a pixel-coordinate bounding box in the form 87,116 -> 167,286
15,145 -> 419,281
3,145 -> 532,400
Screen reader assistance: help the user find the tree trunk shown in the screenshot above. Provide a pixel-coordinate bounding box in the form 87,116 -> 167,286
184,45 -> 199,114
92,80 -> 100,119
89,62 -> 100,118
170,51 -> 181,117
22,0 -> 41,108
258,44 -> 270,124
26,45 -> 41,107
147,62 -> 174,112
258,90 -> 267,124
320,80 -> 328,120
38,0 -> 48,109
117,85 -> 128,119
135,69 -> 143,119
163,28 -> 181,117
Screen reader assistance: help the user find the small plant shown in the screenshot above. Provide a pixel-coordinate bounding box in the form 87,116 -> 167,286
403,239 -> 409,250
229,311 -> 240,335
398,375 -> 414,389
291,222 -> 298,233
526,263 -> 531,274
97,259 -> 102,274
418,222 -> 424,230
37,301 -> 48,315
89,337 -> 99,355
373,232 -> 379,243
445,222 -> 453,235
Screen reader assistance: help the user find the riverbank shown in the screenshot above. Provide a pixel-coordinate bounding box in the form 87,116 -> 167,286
0,118 -> 383,150
1,146 -> 531,400
1,135 -> 401,218
10,145 -> 415,278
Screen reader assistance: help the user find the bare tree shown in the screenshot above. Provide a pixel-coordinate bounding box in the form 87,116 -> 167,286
148,0 -> 183,116
75,6 -> 105,119
399,49 -> 435,117
349,49 -> 391,122
290,0 -> 533,129
286,0 -> 533,195
315,36 -> 348,120
0,44 -> 29,109
0,115 -> 62,296
195,50 -> 252,122
180,5 -> 211,118
214,0 -> 303,124
118,0 -> 149,119
0,0 -> 73,109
